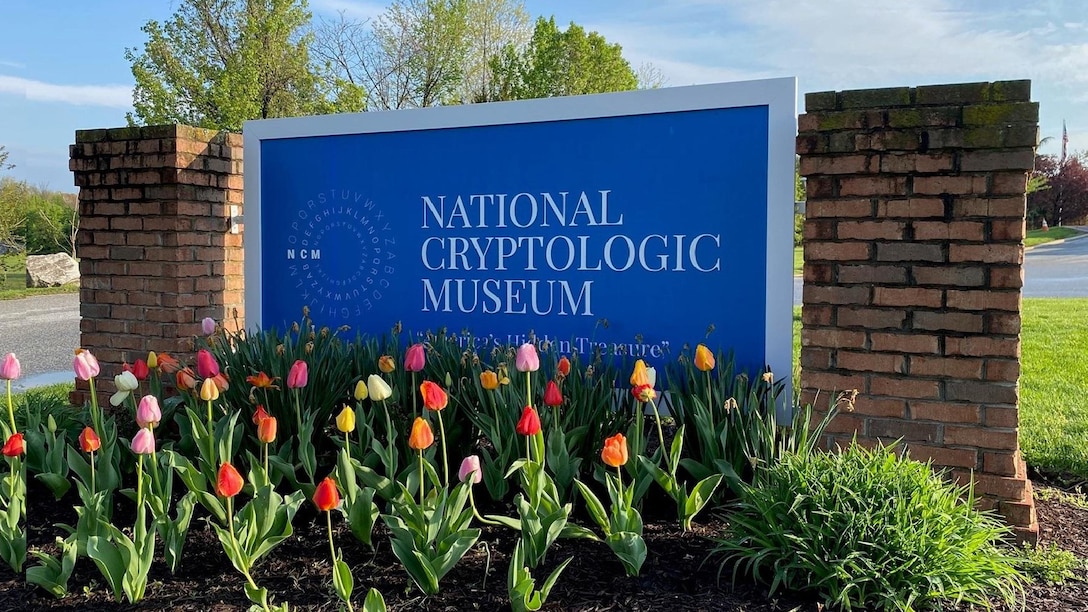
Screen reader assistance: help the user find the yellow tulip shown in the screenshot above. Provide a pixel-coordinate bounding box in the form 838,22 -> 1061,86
694,344 -> 716,372
335,405 -> 356,433
199,377 -> 220,401
354,380 -> 368,401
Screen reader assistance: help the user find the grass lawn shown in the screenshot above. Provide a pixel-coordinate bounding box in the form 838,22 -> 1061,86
1019,298 -> 1088,478
794,298 -> 1088,479
1025,226 -> 1081,248
793,246 -> 803,275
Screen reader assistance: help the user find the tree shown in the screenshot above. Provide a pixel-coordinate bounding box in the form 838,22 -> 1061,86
489,17 -> 640,101
312,0 -> 530,110
126,0 -> 363,131
0,145 -> 12,172
1028,153 -> 1088,228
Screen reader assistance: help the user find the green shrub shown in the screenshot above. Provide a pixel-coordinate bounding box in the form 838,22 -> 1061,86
1017,542 -> 1083,584
712,443 -> 1023,611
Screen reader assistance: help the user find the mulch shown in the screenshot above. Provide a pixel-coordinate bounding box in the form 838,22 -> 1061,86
0,480 -> 1085,611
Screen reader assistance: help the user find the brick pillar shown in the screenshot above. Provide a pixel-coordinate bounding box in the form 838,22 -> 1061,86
69,125 -> 244,405
797,81 -> 1038,540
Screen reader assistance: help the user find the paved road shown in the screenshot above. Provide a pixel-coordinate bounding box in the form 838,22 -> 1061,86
0,293 -> 80,390
792,230 -> 1088,305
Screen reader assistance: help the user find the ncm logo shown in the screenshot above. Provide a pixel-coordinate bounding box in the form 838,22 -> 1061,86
285,188 -> 397,319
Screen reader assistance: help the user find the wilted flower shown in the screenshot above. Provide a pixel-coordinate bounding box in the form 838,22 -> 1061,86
252,405 -> 270,425
157,352 -> 180,374
246,371 -> 279,390
378,355 -> 396,373
479,370 -> 499,390
176,367 -> 199,391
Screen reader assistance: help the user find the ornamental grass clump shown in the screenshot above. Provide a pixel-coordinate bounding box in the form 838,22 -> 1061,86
712,443 -> 1023,612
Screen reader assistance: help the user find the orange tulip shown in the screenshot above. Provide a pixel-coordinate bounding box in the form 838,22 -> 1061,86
694,344 -> 716,372
246,371 -> 279,390
601,433 -> 629,468
556,356 -> 571,378
420,380 -> 448,411
176,367 -> 198,391
79,427 -> 101,453
378,355 -> 396,374
479,370 -> 499,390
156,352 -> 181,374
257,416 -> 277,444
313,476 -> 341,511
215,462 -> 244,498
408,417 -> 434,450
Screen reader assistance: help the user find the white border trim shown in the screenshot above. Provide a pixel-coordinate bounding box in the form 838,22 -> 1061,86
244,77 -> 798,391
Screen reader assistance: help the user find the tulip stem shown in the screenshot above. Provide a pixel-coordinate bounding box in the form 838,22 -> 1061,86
206,399 -> 214,430
616,466 -> 624,503
468,486 -> 500,526
88,376 -> 102,436
648,398 -> 672,474
437,411 -> 448,488
136,455 -> 144,515
410,372 -> 418,419
5,379 -> 13,433
89,450 -> 96,496
524,371 -> 531,410
705,370 -> 713,408
417,450 -> 425,506
262,442 -> 269,479
525,435 -> 531,464
293,390 -> 303,439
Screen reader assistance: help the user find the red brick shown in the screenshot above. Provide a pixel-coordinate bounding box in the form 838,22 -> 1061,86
801,305 -> 833,326
871,332 -> 940,354
985,359 -> 1020,382
838,307 -> 907,329
912,266 -> 985,287
806,199 -> 873,218
989,267 -> 1024,289
913,176 -> 988,195
838,220 -> 905,240
802,372 -> 867,393
910,401 -> 981,424
801,348 -> 832,370
802,328 -> 867,349
944,426 -> 1018,451
800,154 -> 873,175
990,218 -> 1026,241
945,336 -> 1019,358
805,242 -> 871,262
838,351 -> 904,374
949,244 -> 1022,264
873,287 -> 943,308
870,376 -> 941,399
803,285 -> 871,305
984,407 -> 1019,428
878,198 -> 944,218
855,396 -> 906,418
946,290 -> 1020,312
954,196 -> 1025,218
983,452 -> 1020,476
870,418 -> 941,443
839,176 -> 907,196
904,444 -> 979,469
875,243 -> 944,262
803,263 -> 834,283
912,221 -> 985,241
990,172 -> 1029,196
973,473 -> 1029,501
986,312 -> 1021,336
838,265 -> 907,284
946,380 -> 1017,404
999,500 -> 1036,527
816,412 -> 866,435
913,311 -> 984,333
909,356 -> 983,379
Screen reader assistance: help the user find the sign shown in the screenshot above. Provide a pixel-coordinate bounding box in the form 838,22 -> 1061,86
244,78 -> 796,381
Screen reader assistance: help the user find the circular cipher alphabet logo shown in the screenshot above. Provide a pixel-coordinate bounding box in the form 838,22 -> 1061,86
284,189 -> 397,319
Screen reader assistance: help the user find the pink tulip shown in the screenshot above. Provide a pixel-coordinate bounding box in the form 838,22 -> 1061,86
458,455 -> 482,485
287,360 -> 308,389
136,395 -> 162,429
515,343 -> 539,372
0,353 -> 20,380
73,349 -> 100,381
201,317 -> 216,336
131,427 -> 156,455
404,343 -> 425,372
196,349 -> 220,379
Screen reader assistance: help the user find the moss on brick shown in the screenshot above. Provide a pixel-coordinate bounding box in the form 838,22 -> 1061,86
915,82 -> 990,106
990,80 -> 1031,102
840,87 -> 912,109
805,91 -> 838,111
962,102 -> 1039,126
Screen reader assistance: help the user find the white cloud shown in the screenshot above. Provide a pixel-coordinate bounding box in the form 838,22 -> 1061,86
0,75 -> 131,109
310,0 -> 384,21
0,60 -> 24,69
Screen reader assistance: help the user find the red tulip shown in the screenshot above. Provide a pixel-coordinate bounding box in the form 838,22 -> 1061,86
543,380 -> 563,407
131,359 -> 150,381
313,476 -> 341,511
556,356 -> 571,378
2,432 -> 24,457
215,462 -> 244,498
79,427 -> 101,453
516,406 -> 541,436
196,349 -> 220,379
252,405 -> 270,425
156,352 -> 180,374
420,380 -> 448,411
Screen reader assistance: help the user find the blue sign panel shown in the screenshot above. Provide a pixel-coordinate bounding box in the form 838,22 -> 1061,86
246,79 -> 796,378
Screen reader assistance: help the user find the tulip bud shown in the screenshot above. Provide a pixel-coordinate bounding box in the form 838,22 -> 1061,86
132,359 -> 150,381
404,343 -> 426,372
215,462 -> 244,498
2,432 -> 24,457
47,415 -> 57,434
515,343 -> 539,372
367,374 -> 392,402
458,455 -> 482,485
378,355 -> 396,373
420,380 -> 448,412
146,351 -> 158,369
335,405 -> 356,433
543,380 -> 563,407
354,380 -> 368,401
408,417 -> 434,450
131,427 -> 156,455
630,360 -> 650,387
200,377 -> 220,401
313,476 -> 341,511
0,353 -> 21,380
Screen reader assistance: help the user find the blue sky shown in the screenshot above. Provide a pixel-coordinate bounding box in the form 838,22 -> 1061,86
0,0 -> 1084,190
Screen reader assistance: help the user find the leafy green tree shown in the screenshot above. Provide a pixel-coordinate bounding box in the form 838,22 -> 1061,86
126,0 -> 363,131
490,17 -> 639,101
